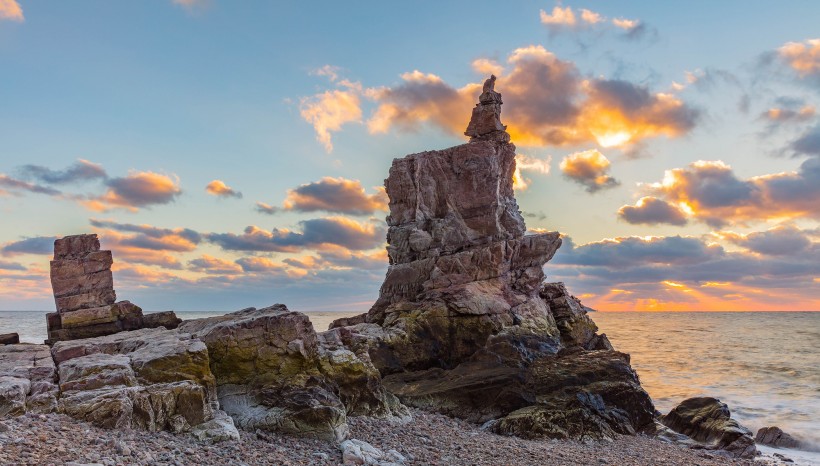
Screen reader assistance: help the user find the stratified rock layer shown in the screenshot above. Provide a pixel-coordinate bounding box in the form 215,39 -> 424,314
46,234 -> 180,344
50,327 -> 237,438
178,305 -> 404,442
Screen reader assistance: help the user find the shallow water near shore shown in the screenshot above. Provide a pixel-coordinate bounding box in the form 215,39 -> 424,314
2,309 -> 818,461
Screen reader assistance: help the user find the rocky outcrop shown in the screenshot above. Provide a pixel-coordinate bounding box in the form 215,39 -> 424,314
0,333 -> 19,345
50,327 -> 237,439
756,426 -> 801,449
660,397 -> 757,458
0,344 -> 58,416
46,234 -> 179,344
324,80 -> 655,442
178,305 -> 403,442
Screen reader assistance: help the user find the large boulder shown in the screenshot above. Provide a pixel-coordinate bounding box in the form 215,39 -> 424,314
50,327 -> 237,439
0,344 -> 58,417
0,334 -> 19,345
179,305 -> 404,441
660,397 -> 757,458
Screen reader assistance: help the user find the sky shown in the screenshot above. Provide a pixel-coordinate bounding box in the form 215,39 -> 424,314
1,0 -> 819,313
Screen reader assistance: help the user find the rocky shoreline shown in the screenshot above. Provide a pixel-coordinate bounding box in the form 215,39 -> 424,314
0,78 -> 808,465
0,408 -> 769,466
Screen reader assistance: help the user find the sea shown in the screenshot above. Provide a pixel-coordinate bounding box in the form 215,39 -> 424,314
2,310 -> 818,463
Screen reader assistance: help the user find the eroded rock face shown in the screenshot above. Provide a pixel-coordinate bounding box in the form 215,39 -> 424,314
50,328 -> 236,437
0,344 -> 58,417
660,397 -> 757,459
322,85 -> 655,442
178,305 -> 404,442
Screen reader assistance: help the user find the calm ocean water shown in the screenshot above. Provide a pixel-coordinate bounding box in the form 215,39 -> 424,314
2,310 -> 818,458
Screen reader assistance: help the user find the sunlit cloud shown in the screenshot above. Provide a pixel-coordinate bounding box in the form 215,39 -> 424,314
0,0 -> 23,22
540,6 -> 577,27
539,5 -> 649,40
235,256 -> 286,273
513,154 -> 552,191
0,174 -> 61,197
82,171 -> 182,212
559,149 -> 619,193
255,201 -> 279,215
188,255 -> 243,275
205,179 -> 243,199
90,219 -> 201,252
550,232 -> 820,311
762,106 -> 815,123
714,225 -> 813,256
281,177 -> 387,215
471,58 -> 504,77
778,38 -> 820,82
618,196 -> 688,226
299,88 -> 362,153
641,158 -> 820,227
0,260 -> 25,271
366,45 -> 698,149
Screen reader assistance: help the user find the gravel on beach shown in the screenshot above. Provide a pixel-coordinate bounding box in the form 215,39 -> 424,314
0,408 -> 776,466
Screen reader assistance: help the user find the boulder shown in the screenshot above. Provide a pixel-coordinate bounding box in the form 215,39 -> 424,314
178,305 -> 406,440
0,344 -> 58,417
50,327 -> 237,438
660,397 -> 757,458
0,334 -> 19,345
341,439 -> 405,466
755,426 -> 801,449
143,311 -> 183,330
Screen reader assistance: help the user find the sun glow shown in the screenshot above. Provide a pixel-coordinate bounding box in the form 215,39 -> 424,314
593,130 -> 633,148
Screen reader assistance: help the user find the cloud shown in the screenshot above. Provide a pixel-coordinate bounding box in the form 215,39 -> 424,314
540,6 -> 577,27
0,0 -> 23,22
206,217 -> 385,253
717,225 -> 813,256
18,159 -> 107,185
172,0 -> 208,10
0,174 -> 62,196
778,38 -> 820,85
281,177 -> 387,215
300,88 -> 362,153
549,232 -> 820,310
205,180 -> 243,199
471,58 -> 504,77
513,154 -> 552,191
643,159 -> 820,227
0,260 -> 25,271
235,256 -> 286,273
559,149 -> 619,192
1,236 -> 57,256
762,105 -> 816,128
790,125 -> 820,157
188,255 -> 243,275
83,171 -> 182,212
90,219 -> 201,252
255,202 -> 279,215
366,45 -> 699,149
618,196 -> 688,226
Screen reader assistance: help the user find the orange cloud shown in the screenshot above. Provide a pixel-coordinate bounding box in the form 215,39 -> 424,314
300,88 -> 362,153
82,171 -> 181,212
642,159 -> 820,227
513,154 -> 552,191
366,45 -> 698,149
188,254 -> 243,275
618,196 -> 688,226
778,38 -> 820,78
540,6 -> 576,26
205,179 -> 242,199
0,0 -> 23,22
559,149 -> 619,192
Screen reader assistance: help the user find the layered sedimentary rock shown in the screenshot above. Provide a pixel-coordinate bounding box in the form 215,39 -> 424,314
178,305 -> 403,442
327,79 -> 655,441
46,234 -> 179,344
660,397 -> 757,458
0,344 -> 58,416
755,426 -> 801,449
50,327 -> 238,440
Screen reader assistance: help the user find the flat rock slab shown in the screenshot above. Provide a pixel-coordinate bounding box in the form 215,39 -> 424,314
0,344 -> 58,417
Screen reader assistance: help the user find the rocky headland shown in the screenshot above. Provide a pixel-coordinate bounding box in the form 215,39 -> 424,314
0,77 -> 798,465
